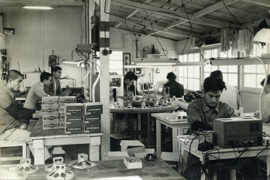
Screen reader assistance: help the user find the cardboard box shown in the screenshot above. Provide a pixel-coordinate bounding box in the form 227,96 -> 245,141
84,114 -> 100,121
120,140 -> 145,156
42,114 -> 64,121
103,151 -> 129,160
65,103 -> 83,115
43,120 -> 61,130
123,157 -> 142,169
41,105 -> 59,113
84,123 -> 101,133
59,96 -> 76,105
84,114 -> 100,124
59,106 -> 65,113
42,114 -> 65,130
83,102 -> 103,115
42,96 -> 59,105
65,114 -> 83,123
65,124 -> 83,134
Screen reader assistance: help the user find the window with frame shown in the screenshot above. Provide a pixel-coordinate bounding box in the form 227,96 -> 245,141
95,51 -> 123,75
203,48 -> 238,87
178,53 -> 201,91
109,51 -> 123,75
243,43 -> 270,89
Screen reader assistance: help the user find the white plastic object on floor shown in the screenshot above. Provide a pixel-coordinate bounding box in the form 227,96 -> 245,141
45,157 -> 67,172
0,167 -> 28,180
71,153 -> 96,169
16,158 -> 39,174
46,162 -> 74,180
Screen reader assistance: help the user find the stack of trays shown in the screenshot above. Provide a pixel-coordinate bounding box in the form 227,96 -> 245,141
64,102 -> 103,134
41,96 -> 76,130
43,114 -> 65,130
64,103 -> 84,134
83,103 -> 102,134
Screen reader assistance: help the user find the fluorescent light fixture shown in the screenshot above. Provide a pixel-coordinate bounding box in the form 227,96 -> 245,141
136,62 -> 176,66
173,62 -> 206,67
253,28 -> 270,43
62,60 -> 79,65
23,6 -> 53,10
210,58 -> 270,66
124,65 -> 152,68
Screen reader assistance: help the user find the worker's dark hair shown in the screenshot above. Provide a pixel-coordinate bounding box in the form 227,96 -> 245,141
6,69 -> 23,83
51,66 -> 62,73
40,72 -> 52,82
167,72 -> 176,81
210,70 -> 223,80
261,75 -> 270,86
124,71 -> 138,81
203,76 -> 226,93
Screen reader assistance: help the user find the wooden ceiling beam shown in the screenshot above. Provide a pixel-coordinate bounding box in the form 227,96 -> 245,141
110,15 -> 145,30
241,0 -> 270,8
126,9 -> 140,19
164,19 -> 188,29
110,15 -> 192,37
112,0 -> 234,28
193,0 -> 240,17
114,23 -> 122,28
137,21 -> 192,37
110,27 -> 146,36
115,0 -> 152,31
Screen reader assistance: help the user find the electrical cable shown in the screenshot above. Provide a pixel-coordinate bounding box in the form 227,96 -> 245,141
181,34 -> 191,55
181,1 -> 204,60
255,141 -> 269,158
221,0 -> 254,36
124,18 -> 144,57
181,0 -> 196,38
144,11 -> 168,58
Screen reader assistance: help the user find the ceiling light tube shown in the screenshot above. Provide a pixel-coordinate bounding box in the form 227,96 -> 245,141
62,61 -> 79,65
23,6 -> 53,10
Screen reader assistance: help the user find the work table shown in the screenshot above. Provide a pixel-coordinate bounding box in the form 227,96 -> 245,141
26,158 -> 184,180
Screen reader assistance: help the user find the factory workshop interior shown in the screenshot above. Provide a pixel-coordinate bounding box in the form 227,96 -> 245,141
0,0 -> 270,180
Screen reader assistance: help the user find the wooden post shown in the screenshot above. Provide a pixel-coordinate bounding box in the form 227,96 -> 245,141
99,0 -> 110,159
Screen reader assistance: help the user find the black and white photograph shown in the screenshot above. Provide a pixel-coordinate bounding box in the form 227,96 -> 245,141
0,0 -> 270,180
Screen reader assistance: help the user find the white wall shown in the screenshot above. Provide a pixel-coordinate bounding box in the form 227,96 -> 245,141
3,6 -> 83,88
241,91 -> 260,113
176,38 -> 193,54
110,29 -> 178,90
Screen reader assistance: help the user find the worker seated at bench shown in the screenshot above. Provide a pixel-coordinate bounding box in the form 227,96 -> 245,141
0,70 -> 50,160
181,76 -> 262,180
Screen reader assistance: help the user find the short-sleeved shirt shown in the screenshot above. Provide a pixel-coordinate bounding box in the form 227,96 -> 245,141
187,97 -> 235,129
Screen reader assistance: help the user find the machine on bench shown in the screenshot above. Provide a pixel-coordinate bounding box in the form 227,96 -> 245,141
213,117 -> 263,148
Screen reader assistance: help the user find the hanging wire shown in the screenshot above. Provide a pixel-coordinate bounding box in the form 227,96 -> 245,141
221,0 -> 266,51
144,11 -> 168,57
221,0 -> 254,36
181,0 -> 204,60
124,18 -> 144,57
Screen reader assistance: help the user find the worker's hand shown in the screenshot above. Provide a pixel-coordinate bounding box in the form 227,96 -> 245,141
19,123 -> 27,130
63,86 -> 71,96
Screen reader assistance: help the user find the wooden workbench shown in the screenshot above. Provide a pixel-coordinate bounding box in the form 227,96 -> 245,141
26,158 -> 185,180
30,119 -> 103,165
110,105 -> 178,146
